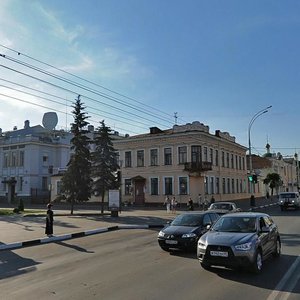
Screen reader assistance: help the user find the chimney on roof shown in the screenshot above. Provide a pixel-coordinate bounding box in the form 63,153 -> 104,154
24,120 -> 30,129
13,126 -> 17,131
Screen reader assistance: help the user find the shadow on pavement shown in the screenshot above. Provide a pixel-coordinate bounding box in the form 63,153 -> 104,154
0,250 -> 39,280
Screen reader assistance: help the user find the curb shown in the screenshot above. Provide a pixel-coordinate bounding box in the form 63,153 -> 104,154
0,224 -> 164,252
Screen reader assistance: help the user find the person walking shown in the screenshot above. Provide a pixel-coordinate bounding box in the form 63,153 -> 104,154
45,203 -> 54,237
188,197 -> 194,211
164,196 -> 171,213
171,196 -> 177,213
198,193 -> 203,210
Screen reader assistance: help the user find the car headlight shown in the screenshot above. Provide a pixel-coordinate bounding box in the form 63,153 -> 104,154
182,233 -> 197,238
198,242 -> 207,249
234,242 -> 252,251
280,200 -> 284,203
158,231 -> 165,238
292,200 -> 295,203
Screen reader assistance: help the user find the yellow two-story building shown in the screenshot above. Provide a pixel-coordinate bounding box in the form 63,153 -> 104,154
114,121 -> 249,206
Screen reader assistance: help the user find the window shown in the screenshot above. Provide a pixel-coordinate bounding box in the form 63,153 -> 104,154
216,177 -> 220,194
242,157 -> 245,170
191,146 -> 201,163
235,155 -> 238,169
57,180 -> 62,195
164,148 -> 172,165
150,149 -> 158,166
137,150 -> 144,167
221,151 -> 225,167
125,151 -> 132,167
11,151 -> 17,167
236,179 -> 239,193
239,156 -> 242,170
222,178 -> 226,194
19,151 -> 24,167
43,155 -> 48,163
2,177 -> 6,191
3,152 -> 9,167
205,176 -> 209,194
231,154 -> 234,169
19,176 -> 23,191
210,148 -> 213,164
204,147 -> 208,161
178,146 -> 187,164
227,178 -> 231,194
179,177 -> 188,195
215,150 -> 219,166
210,177 -> 214,194
164,177 -> 173,195
42,177 -> 48,190
124,179 -> 132,195
226,153 -> 230,168
150,178 -> 159,195
232,178 -> 235,193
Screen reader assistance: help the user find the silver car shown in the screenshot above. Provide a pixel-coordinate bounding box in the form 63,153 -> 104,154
197,212 -> 281,273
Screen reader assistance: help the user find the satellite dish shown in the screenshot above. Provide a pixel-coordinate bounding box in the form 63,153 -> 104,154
42,112 -> 58,130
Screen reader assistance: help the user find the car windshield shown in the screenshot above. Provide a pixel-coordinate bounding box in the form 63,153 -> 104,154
280,193 -> 296,198
171,214 -> 203,226
212,216 -> 256,233
211,203 -> 232,210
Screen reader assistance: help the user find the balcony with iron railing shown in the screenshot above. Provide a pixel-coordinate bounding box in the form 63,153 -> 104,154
184,161 -> 212,175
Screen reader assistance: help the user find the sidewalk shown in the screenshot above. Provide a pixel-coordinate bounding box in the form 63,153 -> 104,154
0,197 -> 278,251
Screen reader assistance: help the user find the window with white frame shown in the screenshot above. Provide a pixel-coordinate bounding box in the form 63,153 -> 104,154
215,150 -> 219,166
222,178 -> 226,194
205,176 -> 209,194
227,178 -> 231,194
164,148 -> 172,165
137,150 -> 144,167
150,149 -> 158,166
216,177 -> 220,194
125,151 -> 132,167
231,178 -> 235,193
178,146 -> 187,164
210,148 -> 213,164
150,177 -> 159,195
191,146 -> 201,163
124,179 -> 132,195
210,177 -> 214,194
179,177 -> 188,195
204,147 -> 208,161
164,177 -> 173,195
19,150 -> 24,167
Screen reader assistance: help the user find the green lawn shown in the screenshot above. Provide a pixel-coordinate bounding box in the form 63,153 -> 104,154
0,209 -> 45,215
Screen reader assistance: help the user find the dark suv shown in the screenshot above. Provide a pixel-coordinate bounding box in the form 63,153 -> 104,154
279,192 -> 300,211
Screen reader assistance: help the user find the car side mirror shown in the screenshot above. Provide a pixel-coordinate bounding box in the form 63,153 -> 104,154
206,224 -> 211,230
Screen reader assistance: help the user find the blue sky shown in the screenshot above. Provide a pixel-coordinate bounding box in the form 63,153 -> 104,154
0,0 -> 300,157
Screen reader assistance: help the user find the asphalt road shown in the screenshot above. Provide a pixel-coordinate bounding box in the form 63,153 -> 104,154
0,206 -> 299,300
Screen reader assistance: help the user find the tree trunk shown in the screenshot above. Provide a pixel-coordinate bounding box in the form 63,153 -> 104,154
101,191 -> 105,214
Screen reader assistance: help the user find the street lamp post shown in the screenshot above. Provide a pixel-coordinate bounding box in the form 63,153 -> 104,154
248,105 -> 272,195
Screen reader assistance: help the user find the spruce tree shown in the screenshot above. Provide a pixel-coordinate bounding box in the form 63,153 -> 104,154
61,96 -> 92,214
91,120 -> 120,213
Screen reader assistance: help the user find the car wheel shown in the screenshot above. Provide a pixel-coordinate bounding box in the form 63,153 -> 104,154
251,250 -> 263,274
272,239 -> 281,257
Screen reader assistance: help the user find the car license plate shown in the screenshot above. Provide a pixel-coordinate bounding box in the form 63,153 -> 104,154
210,251 -> 228,257
165,240 -> 178,245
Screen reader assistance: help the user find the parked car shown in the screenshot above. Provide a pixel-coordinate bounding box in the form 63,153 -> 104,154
208,201 -> 241,215
197,212 -> 281,273
278,192 -> 300,211
158,211 -> 219,252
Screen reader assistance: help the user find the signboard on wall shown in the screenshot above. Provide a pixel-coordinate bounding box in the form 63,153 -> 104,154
109,189 -> 120,211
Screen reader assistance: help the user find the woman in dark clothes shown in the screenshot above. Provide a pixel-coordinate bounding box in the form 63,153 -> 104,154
45,203 -> 54,236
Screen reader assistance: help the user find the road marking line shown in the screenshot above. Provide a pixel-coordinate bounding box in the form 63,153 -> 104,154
267,256 -> 300,300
